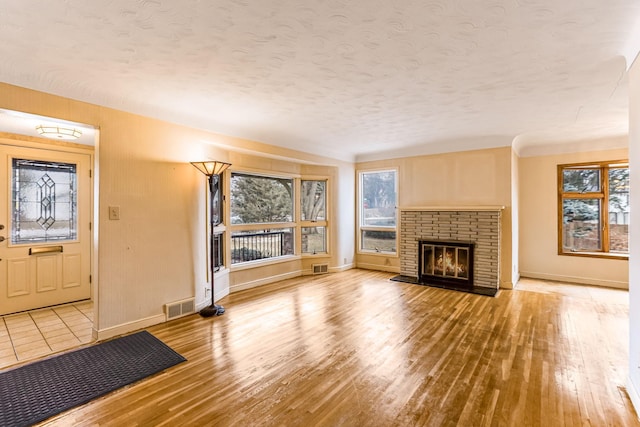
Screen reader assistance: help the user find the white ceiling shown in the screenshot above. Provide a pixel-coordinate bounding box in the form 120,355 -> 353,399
0,1 -> 639,162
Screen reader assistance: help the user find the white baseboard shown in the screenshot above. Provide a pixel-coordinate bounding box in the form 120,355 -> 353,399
355,262 -> 401,273
628,378 -> 640,422
519,271 -> 628,289
96,313 -> 166,341
230,270 -> 302,293
300,263 -> 354,276
330,263 -> 354,273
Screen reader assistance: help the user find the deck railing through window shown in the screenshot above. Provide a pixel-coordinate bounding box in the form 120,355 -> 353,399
231,231 -> 287,263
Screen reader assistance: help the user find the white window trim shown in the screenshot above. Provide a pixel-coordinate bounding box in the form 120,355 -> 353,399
357,168 -> 399,256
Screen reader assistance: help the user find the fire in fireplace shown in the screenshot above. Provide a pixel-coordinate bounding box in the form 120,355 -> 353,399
418,240 -> 474,289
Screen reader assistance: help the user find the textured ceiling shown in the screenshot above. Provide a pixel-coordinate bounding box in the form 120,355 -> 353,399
0,0 -> 639,162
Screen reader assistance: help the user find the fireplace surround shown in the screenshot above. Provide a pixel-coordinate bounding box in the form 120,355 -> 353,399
396,207 -> 502,296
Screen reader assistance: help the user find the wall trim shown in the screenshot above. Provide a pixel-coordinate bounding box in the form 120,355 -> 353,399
519,271 -> 628,289
330,263 -> 354,273
230,270 -> 302,293
300,263 -> 355,275
355,262 -> 400,273
96,313 -> 166,341
627,378 -> 640,421
500,280 -> 514,290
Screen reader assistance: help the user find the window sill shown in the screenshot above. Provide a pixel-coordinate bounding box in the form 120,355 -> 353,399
358,250 -> 399,257
230,254 -> 300,271
559,251 -> 629,260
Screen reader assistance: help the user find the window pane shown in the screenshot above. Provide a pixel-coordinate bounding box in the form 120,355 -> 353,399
362,171 -> 396,226
230,228 -> 294,264
12,159 -> 77,244
210,175 -> 222,226
230,174 -> 293,224
609,168 -> 629,252
562,199 -> 601,251
213,232 -> 223,271
302,226 -> 326,253
301,180 -> 326,221
562,168 -> 600,192
361,230 -> 396,253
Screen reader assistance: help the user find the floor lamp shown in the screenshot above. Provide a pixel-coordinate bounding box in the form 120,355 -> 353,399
191,160 -> 232,317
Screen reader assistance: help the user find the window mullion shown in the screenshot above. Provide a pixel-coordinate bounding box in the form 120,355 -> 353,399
602,165 -> 610,252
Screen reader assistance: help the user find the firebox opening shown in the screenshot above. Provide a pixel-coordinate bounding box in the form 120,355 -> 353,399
418,240 -> 474,289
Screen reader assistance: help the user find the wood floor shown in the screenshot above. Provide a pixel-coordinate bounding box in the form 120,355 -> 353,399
37,269 -> 638,426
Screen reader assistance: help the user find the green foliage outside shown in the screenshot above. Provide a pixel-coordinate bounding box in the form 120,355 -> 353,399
231,174 -> 293,224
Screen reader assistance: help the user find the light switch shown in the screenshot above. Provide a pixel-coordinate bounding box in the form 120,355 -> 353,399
109,206 -> 120,220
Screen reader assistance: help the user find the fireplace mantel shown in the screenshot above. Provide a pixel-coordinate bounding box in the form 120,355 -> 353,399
400,206 -> 504,212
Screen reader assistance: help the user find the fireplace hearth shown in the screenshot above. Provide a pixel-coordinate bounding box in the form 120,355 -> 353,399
419,240 -> 474,289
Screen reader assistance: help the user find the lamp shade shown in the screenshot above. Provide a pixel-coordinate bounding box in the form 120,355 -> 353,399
191,161 -> 232,176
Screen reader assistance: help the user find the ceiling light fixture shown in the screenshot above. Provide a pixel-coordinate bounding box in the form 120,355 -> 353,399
35,124 -> 82,140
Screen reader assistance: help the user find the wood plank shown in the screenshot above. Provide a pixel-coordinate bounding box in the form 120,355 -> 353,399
35,270 -> 639,426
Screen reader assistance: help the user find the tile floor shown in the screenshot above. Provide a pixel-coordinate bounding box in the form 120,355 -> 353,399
0,301 -> 94,369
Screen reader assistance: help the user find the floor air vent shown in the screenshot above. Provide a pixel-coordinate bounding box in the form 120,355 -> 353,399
165,298 -> 195,321
312,263 -> 329,275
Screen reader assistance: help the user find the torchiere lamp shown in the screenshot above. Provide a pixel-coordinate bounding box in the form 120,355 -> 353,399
191,160 -> 232,317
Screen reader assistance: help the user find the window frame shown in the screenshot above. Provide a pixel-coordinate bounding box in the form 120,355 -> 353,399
557,160 -> 629,259
357,168 -> 398,255
210,172 -> 227,273
299,178 -> 329,255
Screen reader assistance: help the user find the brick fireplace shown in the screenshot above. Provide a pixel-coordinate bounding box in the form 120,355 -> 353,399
398,207 -> 502,295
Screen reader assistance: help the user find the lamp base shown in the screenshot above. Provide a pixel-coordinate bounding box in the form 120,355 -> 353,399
199,304 -> 225,317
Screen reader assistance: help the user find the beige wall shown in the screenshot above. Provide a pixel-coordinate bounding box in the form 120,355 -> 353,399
628,57 -> 640,412
0,83 -> 355,339
518,146 -> 629,288
356,146 -> 515,288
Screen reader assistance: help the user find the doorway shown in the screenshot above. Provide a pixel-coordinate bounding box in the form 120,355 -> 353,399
0,144 -> 93,315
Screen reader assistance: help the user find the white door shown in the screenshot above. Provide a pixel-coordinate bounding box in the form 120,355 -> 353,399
0,145 -> 91,315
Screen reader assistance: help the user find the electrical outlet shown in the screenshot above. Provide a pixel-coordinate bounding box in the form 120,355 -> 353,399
108,206 -> 120,220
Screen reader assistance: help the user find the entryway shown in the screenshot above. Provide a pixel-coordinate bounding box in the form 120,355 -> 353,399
0,144 -> 92,315
0,301 -> 93,369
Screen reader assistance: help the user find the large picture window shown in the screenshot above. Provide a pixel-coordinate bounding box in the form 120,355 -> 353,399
359,169 -> 397,253
230,173 -> 294,263
558,161 -> 629,257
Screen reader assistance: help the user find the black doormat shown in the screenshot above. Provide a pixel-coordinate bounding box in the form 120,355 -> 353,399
0,330 -> 186,427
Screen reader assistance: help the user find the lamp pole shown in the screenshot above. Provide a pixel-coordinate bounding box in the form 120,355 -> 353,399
191,161 -> 232,317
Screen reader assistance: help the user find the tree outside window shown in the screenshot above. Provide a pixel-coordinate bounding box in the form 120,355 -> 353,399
359,170 -> 397,253
301,180 -> 327,254
230,173 -> 294,264
558,161 -> 629,257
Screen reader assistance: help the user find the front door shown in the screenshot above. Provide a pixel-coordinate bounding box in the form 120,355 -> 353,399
0,144 -> 91,315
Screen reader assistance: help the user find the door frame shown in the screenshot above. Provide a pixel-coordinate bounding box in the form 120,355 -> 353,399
0,131 -> 97,336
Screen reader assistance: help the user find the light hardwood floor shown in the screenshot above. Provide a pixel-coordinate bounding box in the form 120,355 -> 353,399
33,270 -> 639,426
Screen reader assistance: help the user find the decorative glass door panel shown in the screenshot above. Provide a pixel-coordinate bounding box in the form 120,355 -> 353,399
12,159 -> 78,244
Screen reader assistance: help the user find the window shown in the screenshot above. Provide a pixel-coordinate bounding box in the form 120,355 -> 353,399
230,173 -> 294,263
209,174 -> 226,272
558,161 -> 629,257
359,169 -> 397,253
12,159 -> 78,244
301,180 -> 327,254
